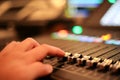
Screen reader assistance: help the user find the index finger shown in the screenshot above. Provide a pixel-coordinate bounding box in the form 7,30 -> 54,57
26,44 -> 65,61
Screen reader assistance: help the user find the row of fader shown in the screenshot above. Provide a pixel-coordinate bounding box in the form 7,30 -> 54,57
58,52 -> 120,73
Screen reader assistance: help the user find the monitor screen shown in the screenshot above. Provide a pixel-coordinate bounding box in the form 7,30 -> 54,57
65,0 -> 103,18
100,0 -> 120,26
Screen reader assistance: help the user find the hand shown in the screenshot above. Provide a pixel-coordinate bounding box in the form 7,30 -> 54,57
0,38 -> 65,80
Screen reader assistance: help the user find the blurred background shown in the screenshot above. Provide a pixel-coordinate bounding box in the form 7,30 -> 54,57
0,0 -> 120,50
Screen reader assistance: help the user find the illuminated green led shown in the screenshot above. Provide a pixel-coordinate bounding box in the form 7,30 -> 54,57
72,26 -> 83,34
108,0 -> 116,4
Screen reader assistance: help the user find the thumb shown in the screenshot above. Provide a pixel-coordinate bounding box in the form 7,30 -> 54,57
28,62 -> 53,79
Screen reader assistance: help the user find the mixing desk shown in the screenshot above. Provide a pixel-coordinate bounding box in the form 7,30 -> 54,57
0,0 -> 120,80
35,35 -> 120,80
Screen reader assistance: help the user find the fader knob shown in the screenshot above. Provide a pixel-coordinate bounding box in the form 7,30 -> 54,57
76,58 -> 82,66
81,56 -> 92,66
58,52 -> 72,62
86,57 -> 101,68
67,53 -> 82,64
97,59 -> 112,70
110,61 -> 120,73
76,55 -> 90,66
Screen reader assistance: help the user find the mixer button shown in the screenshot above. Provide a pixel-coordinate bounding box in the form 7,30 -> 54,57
76,58 -> 86,66
65,52 -> 72,57
73,53 -> 83,58
86,58 -> 101,68
76,58 -> 82,66
58,52 -> 72,62
97,59 -> 112,70
81,58 -> 87,66
79,54 -> 83,58
67,53 -> 83,64
84,56 -> 92,60
110,61 -> 120,73
71,53 -> 82,64
67,56 -> 72,63
76,56 -> 92,66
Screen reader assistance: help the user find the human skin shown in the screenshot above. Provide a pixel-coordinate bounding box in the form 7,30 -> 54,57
0,38 -> 65,80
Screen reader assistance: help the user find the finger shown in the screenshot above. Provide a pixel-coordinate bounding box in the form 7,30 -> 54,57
18,38 -> 40,51
0,41 -> 19,55
26,44 -> 65,61
28,62 -> 53,79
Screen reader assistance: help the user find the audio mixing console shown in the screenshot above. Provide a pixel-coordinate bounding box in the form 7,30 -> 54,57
35,35 -> 120,80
